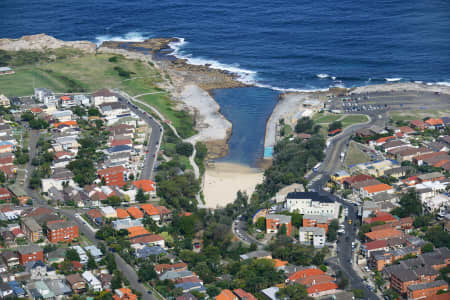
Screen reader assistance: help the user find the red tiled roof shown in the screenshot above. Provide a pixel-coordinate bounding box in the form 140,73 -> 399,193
307,282 -> 338,295
154,262 -> 188,273
98,166 -> 126,176
425,118 -> 443,126
298,274 -> 335,287
365,228 -> 403,241
54,151 -> 74,159
127,207 -> 144,219
30,107 -> 43,113
115,208 -> 129,219
344,174 -> 374,185
132,180 -> 156,192
398,126 -> 415,134
87,209 -> 102,220
215,290 -> 236,300
288,268 -> 325,282
111,139 -> 132,147
362,184 -> 393,194
131,234 -> 164,245
376,136 -> 395,144
364,212 -> 397,224
54,120 -> 77,128
363,239 -> 388,251
141,204 -> 159,216
233,289 -> 257,300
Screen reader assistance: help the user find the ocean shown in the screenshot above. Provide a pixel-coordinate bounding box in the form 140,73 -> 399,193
2,0 -> 450,165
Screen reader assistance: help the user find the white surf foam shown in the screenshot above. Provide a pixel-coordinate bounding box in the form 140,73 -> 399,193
168,38 -> 257,84
95,32 -> 150,46
434,81 -> 450,87
385,77 -> 402,82
316,73 -> 329,79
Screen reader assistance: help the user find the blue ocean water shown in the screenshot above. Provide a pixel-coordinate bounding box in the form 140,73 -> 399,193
2,0 -> 450,164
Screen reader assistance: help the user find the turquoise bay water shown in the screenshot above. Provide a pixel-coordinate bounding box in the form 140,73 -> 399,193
211,88 -> 279,167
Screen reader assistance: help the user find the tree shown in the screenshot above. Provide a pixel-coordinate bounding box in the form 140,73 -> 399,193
353,289 -> 365,299
327,219 -> 339,242
336,271 -> 349,289
425,226 -> 450,248
319,264 -> 327,272
88,107 -> 100,116
295,117 -> 314,134
255,217 -> 266,231
138,262 -> 157,282
111,271 -> 122,289
0,171 -> 5,184
21,111 -> 34,121
87,254 -> 97,270
391,189 -> 422,218
421,243 -> 434,253
374,271 -> 385,289
106,195 -> 122,207
328,121 -> 342,131
175,142 -> 194,156
135,188 -> 147,203
65,248 -> 80,262
278,224 -> 287,236
67,159 -> 97,186
276,284 -> 312,300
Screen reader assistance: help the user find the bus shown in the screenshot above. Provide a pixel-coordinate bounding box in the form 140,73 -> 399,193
313,163 -> 321,172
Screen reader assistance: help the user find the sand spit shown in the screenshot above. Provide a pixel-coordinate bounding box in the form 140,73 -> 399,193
203,162 -> 263,208
180,85 -> 232,159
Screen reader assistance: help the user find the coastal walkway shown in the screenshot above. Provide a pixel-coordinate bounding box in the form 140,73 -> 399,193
128,95 -> 200,180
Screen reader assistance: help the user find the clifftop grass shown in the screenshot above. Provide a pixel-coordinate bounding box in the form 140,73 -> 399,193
0,49 -> 196,138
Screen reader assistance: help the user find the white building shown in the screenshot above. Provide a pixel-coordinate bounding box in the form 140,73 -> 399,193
71,246 -> 89,264
74,94 -> 91,106
52,110 -> 73,122
34,88 -> 57,106
82,271 -> 102,292
112,218 -> 143,230
285,192 -> 339,219
92,88 -> 118,106
299,227 -> 326,248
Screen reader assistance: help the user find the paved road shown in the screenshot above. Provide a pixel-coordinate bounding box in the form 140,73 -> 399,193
25,130 -> 157,300
308,113 -> 385,300
116,92 -> 163,180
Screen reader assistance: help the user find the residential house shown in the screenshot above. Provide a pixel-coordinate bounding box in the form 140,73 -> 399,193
239,250 -> 272,260
100,206 -> 117,219
21,218 -> 43,242
299,227 -> 326,248
154,263 -> 188,275
17,244 -> 43,266
47,220 -> 79,243
92,88 -> 118,106
130,234 -> 165,248
25,260 -> 47,280
66,273 -> 86,294
82,271 -> 102,292
409,120 -> 427,131
266,214 -> 292,236
285,192 -> 339,219
114,288 -> 138,300
407,280 -> 448,300
52,110 -> 73,122
0,95 -> 10,107
0,282 -> 13,298
98,166 -> 127,187
2,251 -> 19,268
365,228 -> 403,241
132,179 -> 157,197
302,214 -> 329,233
361,184 -> 394,198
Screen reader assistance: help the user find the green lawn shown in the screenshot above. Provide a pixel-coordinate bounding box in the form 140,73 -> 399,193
390,110 -> 450,122
341,114 -> 369,127
312,113 -> 342,123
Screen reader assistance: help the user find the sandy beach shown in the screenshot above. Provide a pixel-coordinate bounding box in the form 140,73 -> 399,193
203,162 -> 263,208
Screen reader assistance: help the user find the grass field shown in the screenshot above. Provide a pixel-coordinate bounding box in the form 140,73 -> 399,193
312,113 -> 342,123
345,141 -> 371,167
0,50 -> 196,138
390,110 -> 450,122
341,114 -> 369,127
